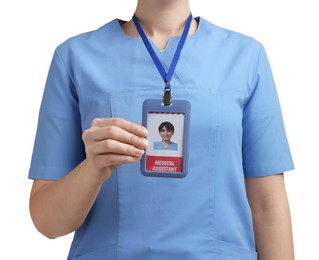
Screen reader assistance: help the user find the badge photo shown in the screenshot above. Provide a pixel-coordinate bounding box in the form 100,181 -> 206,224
141,99 -> 191,178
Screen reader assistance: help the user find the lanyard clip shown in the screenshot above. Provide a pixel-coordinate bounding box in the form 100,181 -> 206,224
163,82 -> 172,106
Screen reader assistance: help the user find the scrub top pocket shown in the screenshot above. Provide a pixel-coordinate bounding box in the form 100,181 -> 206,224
212,238 -> 257,260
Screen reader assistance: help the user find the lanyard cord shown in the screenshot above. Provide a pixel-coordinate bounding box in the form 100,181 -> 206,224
133,13 -> 193,105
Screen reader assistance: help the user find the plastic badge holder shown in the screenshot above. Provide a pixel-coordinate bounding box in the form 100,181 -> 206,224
141,99 -> 191,178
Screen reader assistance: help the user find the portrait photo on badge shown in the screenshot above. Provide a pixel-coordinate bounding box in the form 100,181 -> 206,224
141,99 -> 190,178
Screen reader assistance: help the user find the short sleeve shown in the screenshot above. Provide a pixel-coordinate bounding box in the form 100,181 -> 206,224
28,47 -> 85,180
242,44 -> 294,178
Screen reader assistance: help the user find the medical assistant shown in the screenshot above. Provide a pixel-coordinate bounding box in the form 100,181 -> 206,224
29,17 -> 294,260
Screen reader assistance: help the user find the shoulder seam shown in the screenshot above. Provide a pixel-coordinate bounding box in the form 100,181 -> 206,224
55,47 -> 76,90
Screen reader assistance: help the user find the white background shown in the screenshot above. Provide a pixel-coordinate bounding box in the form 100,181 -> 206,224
0,0 -> 318,259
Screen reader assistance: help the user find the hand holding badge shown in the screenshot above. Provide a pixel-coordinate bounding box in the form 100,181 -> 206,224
133,13 -> 192,178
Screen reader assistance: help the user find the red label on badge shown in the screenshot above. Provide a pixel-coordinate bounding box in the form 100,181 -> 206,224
146,156 -> 183,172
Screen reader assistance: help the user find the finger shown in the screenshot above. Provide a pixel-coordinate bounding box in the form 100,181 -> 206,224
94,153 -> 142,168
88,125 -> 148,150
91,118 -> 147,137
90,139 -> 145,157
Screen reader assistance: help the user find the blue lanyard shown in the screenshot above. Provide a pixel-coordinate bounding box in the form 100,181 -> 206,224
133,13 -> 193,105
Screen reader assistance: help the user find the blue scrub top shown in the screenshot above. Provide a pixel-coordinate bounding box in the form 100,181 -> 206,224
153,141 -> 178,151
29,17 -> 294,260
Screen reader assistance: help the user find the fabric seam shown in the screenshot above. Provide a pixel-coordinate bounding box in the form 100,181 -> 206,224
243,42 -> 262,106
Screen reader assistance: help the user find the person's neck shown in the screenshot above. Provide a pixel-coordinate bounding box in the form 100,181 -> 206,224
135,0 -> 191,37
121,0 -> 197,50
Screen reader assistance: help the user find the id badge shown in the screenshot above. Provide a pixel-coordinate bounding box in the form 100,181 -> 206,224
141,99 -> 191,178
